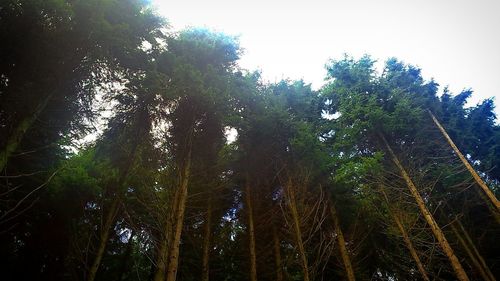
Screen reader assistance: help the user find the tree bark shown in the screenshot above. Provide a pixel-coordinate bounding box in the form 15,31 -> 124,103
245,179 -> 258,281
379,187 -> 430,281
165,143 -> 193,281
272,224 -> 283,281
429,111 -> 500,212
451,220 -> 496,281
330,203 -> 356,281
87,197 -> 120,281
285,180 -> 310,281
0,92 -> 54,171
381,134 -> 470,281
201,194 -> 213,281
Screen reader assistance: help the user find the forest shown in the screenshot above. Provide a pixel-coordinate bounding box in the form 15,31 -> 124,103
1,1 -> 499,280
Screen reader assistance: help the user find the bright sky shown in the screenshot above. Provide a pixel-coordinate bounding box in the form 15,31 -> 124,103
152,0 -> 500,116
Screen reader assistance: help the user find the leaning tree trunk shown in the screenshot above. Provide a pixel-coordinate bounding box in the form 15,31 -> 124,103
381,134 -> 470,281
0,92 -> 54,171
201,194 -> 213,281
379,186 -> 430,281
165,143 -> 193,281
450,219 -> 496,281
244,179 -> 258,281
330,203 -> 356,281
285,180 -> 310,281
456,220 -> 496,281
429,111 -> 500,213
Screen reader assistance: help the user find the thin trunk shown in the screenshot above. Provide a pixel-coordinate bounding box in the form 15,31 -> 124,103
285,181 -> 310,281
455,220 -> 496,281
201,194 -> 213,281
0,92 -> 54,171
381,134 -> 470,281
476,187 -> 500,225
330,203 -> 356,281
450,222 -> 493,281
117,232 -> 135,281
272,225 -> 283,281
87,132 -> 142,281
245,179 -> 258,281
87,197 -> 120,281
429,111 -> 500,212
165,143 -> 193,281
379,187 -> 430,281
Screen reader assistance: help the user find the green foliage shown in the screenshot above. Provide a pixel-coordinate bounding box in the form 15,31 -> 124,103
1,4 -> 500,281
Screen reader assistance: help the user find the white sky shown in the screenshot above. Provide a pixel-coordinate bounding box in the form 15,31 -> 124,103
152,0 -> 500,116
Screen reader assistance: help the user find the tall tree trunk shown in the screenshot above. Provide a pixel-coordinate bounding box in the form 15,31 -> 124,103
285,181 -> 310,281
272,224 -> 283,281
117,232 -> 135,281
0,92 -> 54,171
451,219 -> 496,281
165,143 -> 193,281
153,224 -> 171,281
87,132 -> 143,281
456,220 -> 496,281
381,134 -> 470,281
201,194 -> 213,281
245,179 -> 258,281
379,186 -> 430,281
330,203 -> 356,281
429,111 -> 500,212
87,197 -> 120,281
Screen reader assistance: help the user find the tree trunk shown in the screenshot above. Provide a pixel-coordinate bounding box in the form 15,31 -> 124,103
285,181 -> 310,281
0,92 -> 54,171
87,197 -> 120,281
117,232 -> 135,281
201,194 -> 213,281
379,186 -> 430,281
429,111 -> 500,212
152,226 -> 170,281
165,143 -> 193,281
381,134 -> 470,281
87,133 -> 143,281
245,180 -> 258,281
451,220 -> 496,281
330,203 -> 356,281
272,224 -> 283,281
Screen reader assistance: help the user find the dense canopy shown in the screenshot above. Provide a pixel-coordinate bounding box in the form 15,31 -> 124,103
0,1 -> 499,281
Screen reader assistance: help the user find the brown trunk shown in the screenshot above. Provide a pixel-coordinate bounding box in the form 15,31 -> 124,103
201,194 -> 213,281
87,197 -> 120,281
379,187 -> 430,281
330,203 -> 356,281
153,164 -> 184,281
429,111 -> 500,212
165,143 -> 193,281
0,92 -> 54,171
272,225 -> 283,281
152,227 -> 170,281
285,181 -> 310,281
451,220 -> 496,281
245,180 -> 258,281
381,134 -> 470,281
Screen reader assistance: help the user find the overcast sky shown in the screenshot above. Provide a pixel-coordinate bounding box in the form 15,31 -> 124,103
152,0 -> 500,116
